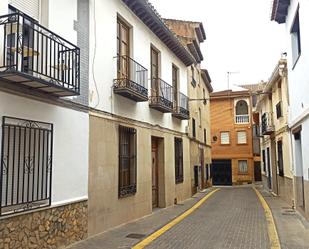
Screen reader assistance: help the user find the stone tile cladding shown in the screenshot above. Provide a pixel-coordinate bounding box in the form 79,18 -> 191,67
0,201 -> 87,249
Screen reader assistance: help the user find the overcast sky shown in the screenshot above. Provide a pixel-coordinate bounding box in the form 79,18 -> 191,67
150,0 -> 287,91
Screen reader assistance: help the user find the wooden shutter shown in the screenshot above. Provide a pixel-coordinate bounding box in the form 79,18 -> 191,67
9,0 -> 40,20
220,132 -> 230,144
237,131 -> 247,144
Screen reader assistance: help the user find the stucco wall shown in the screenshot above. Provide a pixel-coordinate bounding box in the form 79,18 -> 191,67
88,113 -> 191,236
88,0 -> 188,133
285,0 -> 309,123
0,91 -> 89,205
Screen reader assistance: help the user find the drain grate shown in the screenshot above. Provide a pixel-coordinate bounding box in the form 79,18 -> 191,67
126,233 -> 146,239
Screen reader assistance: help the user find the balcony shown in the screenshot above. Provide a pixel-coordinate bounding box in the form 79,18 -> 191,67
149,78 -> 174,113
0,13 -> 80,97
235,114 -> 249,124
261,112 -> 275,135
172,92 -> 189,120
113,55 -> 148,102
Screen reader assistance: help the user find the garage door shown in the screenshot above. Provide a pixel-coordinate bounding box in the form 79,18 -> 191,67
212,160 -> 232,185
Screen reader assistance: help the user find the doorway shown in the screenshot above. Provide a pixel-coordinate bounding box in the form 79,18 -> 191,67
254,161 -> 262,181
152,139 -> 159,208
294,131 -> 305,209
212,159 -> 232,186
266,147 -> 272,189
200,149 -> 205,189
151,137 -> 165,209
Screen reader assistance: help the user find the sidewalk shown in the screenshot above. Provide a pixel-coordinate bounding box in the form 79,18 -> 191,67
256,184 -> 309,249
67,189 -> 214,249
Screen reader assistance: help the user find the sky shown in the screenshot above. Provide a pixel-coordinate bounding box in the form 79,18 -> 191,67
150,0 -> 287,91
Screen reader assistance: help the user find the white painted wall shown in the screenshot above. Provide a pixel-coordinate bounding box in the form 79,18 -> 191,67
0,92 -> 89,204
89,0 -> 188,133
285,0 -> 309,123
283,0 -> 309,181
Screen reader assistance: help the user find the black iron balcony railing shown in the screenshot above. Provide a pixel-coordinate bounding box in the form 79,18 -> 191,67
0,13 -> 80,96
114,55 -> 148,102
149,78 -> 174,113
173,92 -> 189,120
261,112 -> 275,135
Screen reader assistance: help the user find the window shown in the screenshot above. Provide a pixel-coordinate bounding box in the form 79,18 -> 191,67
237,131 -> 247,144
220,132 -> 230,145
277,140 -> 284,177
174,138 -> 183,183
235,100 -> 249,123
151,46 -> 160,94
119,126 -> 137,197
199,108 -> 202,127
290,7 -> 301,66
203,89 -> 206,105
238,160 -> 248,174
172,65 -> 179,106
192,118 -> 196,138
191,66 -> 196,87
204,129 -> 207,144
276,102 -> 282,119
117,18 -> 130,79
0,117 -> 53,216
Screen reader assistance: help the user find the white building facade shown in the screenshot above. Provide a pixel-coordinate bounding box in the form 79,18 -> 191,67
0,0 -> 89,248
271,0 -> 309,219
87,0 -> 195,236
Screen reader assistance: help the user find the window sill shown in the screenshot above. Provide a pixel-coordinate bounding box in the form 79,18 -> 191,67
238,172 -> 249,175
220,143 -> 231,146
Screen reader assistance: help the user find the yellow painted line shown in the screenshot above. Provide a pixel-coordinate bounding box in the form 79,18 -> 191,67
132,188 -> 220,249
253,187 -> 281,249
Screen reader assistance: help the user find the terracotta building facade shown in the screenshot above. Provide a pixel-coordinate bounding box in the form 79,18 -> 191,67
210,90 -> 254,185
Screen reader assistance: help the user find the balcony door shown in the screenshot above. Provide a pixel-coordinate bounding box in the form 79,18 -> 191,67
151,47 -> 159,96
117,18 -> 130,80
172,65 -> 178,108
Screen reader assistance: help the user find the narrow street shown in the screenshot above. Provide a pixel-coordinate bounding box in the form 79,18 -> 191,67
69,186 -> 289,249
144,187 -> 270,249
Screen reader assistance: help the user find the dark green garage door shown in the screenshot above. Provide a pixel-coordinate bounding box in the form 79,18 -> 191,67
212,160 -> 232,185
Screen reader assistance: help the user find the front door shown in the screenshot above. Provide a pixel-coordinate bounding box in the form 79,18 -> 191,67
254,161 -> 262,181
200,149 -> 205,189
152,139 -> 158,208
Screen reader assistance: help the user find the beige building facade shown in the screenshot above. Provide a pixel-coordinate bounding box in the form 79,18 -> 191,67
164,19 -> 213,194
88,111 -> 191,234
256,59 -> 294,205
87,1 -> 196,236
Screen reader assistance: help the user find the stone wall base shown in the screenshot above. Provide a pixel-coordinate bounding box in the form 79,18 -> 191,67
0,200 -> 87,249
278,176 -> 294,206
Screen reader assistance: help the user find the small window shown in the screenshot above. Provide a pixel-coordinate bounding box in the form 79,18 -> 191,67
192,118 -> 196,138
191,66 -> 196,87
175,138 -> 184,183
290,7 -> 301,66
203,89 -> 206,104
1,117 -> 53,216
199,108 -> 202,127
119,126 -> 137,197
276,102 -> 282,119
204,129 -> 207,144
237,131 -> 247,144
238,160 -> 248,174
220,132 -> 230,145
